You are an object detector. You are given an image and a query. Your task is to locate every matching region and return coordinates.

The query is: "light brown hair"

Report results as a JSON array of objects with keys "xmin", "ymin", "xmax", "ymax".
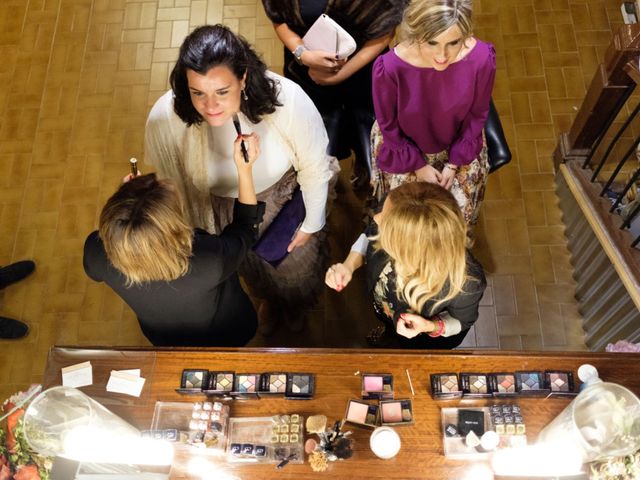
[
  {"xmin": 400, "ymin": 0, "xmax": 473, "ymax": 44},
  {"xmin": 99, "ymin": 174, "xmax": 193, "ymax": 286}
]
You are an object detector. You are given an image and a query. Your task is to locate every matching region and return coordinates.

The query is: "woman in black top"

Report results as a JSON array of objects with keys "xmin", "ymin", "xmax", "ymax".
[
  {"xmin": 325, "ymin": 182, "xmax": 486, "ymax": 349},
  {"xmin": 262, "ymin": 0, "xmax": 406, "ymax": 187},
  {"xmin": 83, "ymin": 135, "xmax": 265, "ymax": 346}
]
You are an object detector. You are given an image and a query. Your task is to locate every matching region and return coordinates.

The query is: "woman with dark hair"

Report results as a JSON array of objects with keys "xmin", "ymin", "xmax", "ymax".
[
  {"xmin": 262, "ymin": 0, "xmax": 406, "ymax": 189},
  {"xmin": 84, "ymin": 135, "xmax": 265, "ymax": 347},
  {"xmin": 145, "ymin": 24, "xmax": 338, "ymax": 334}
]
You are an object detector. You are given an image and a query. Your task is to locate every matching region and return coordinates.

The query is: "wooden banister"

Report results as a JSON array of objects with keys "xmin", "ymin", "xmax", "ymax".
[{"xmin": 555, "ymin": 24, "xmax": 640, "ymax": 165}]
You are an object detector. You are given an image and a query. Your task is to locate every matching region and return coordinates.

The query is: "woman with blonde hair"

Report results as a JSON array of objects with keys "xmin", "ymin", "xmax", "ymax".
[
  {"xmin": 326, "ymin": 182, "xmax": 486, "ymax": 348},
  {"xmin": 83, "ymin": 135, "xmax": 265, "ymax": 347},
  {"xmin": 370, "ymin": 0, "xmax": 495, "ymax": 241}
]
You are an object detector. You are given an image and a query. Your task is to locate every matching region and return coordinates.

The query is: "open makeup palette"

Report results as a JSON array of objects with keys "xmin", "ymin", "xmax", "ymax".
[
  {"xmin": 177, "ymin": 369, "xmax": 315, "ymax": 400},
  {"xmin": 431, "ymin": 370, "xmax": 577, "ymax": 399}
]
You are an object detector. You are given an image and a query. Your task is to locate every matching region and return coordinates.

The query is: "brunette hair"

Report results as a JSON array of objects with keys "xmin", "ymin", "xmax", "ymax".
[
  {"xmin": 400, "ymin": 0, "xmax": 473, "ymax": 44},
  {"xmin": 99, "ymin": 174, "xmax": 193, "ymax": 286},
  {"xmin": 374, "ymin": 182, "xmax": 469, "ymax": 315},
  {"xmin": 170, "ymin": 24, "xmax": 281, "ymax": 126}
]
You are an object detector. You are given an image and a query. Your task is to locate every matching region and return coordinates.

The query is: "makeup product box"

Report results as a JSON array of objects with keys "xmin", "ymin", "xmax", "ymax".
[
  {"xmin": 176, "ymin": 369, "xmax": 209, "ymax": 394},
  {"xmin": 460, "ymin": 373, "xmax": 492, "ymax": 398},
  {"xmin": 232, "ymin": 373, "xmax": 261, "ymax": 398},
  {"xmin": 361, "ymin": 373, "xmax": 394, "ymax": 400},
  {"xmin": 345, "ymin": 399, "xmax": 379, "ymax": 428},
  {"xmin": 514, "ymin": 371, "xmax": 550, "ymax": 396},
  {"xmin": 379, "ymin": 399, "xmax": 414, "ymax": 426},
  {"xmin": 202, "ymin": 371, "xmax": 235, "ymax": 397},
  {"xmin": 441, "ymin": 407, "xmax": 493, "ymax": 459},
  {"xmin": 430, "ymin": 373, "xmax": 463, "ymax": 399},
  {"xmin": 458, "ymin": 409, "xmax": 485, "ymax": 436},
  {"xmin": 488, "ymin": 373, "xmax": 518, "ymax": 397},
  {"xmin": 285, "ymin": 373, "xmax": 315, "ymax": 400},
  {"xmin": 150, "ymin": 401, "xmax": 230, "ymax": 453},
  {"xmin": 227, "ymin": 415, "xmax": 304, "ymax": 464},
  {"xmin": 259, "ymin": 373, "xmax": 288, "ymax": 395},
  {"xmin": 544, "ymin": 370, "xmax": 577, "ymax": 397}
]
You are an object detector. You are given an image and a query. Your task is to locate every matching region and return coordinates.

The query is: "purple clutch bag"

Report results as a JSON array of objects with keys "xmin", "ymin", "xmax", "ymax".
[{"xmin": 253, "ymin": 188, "xmax": 305, "ymax": 267}]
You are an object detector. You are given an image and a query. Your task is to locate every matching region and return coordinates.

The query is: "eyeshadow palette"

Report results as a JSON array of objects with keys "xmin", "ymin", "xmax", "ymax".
[
  {"xmin": 488, "ymin": 373, "xmax": 518, "ymax": 397},
  {"xmin": 233, "ymin": 373, "xmax": 261, "ymax": 398},
  {"xmin": 285, "ymin": 373, "xmax": 315, "ymax": 400},
  {"xmin": 202, "ymin": 371, "xmax": 235, "ymax": 396},
  {"xmin": 176, "ymin": 369, "xmax": 209, "ymax": 394},
  {"xmin": 380, "ymin": 399, "xmax": 414, "ymax": 426},
  {"xmin": 259, "ymin": 373, "xmax": 288, "ymax": 395},
  {"xmin": 514, "ymin": 371, "xmax": 550, "ymax": 396},
  {"xmin": 345, "ymin": 399, "xmax": 379, "ymax": 428},
  {"xmin": 459, "ymin": 373, "xmax": 492, "ymax": 398},
  {"xmin": 544, "ymin": 370, "xmax": 577, "ymax": 397},
  {"xmin": 430, "ymin": 373, "xmax": 463, "ymax": 399},
  {"xmin": 361, "ymin": 373, "xmax": 394, "ymax": 400}
]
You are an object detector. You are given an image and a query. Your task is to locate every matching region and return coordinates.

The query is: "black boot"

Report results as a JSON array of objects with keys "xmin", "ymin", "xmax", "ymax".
[
  {"xmin": 0, "ymin": 317, "xmax": 28, "ymax": 339},
  {"xmin": 0, "ymin": 261, "xmax": 35, "ymax": 290}
]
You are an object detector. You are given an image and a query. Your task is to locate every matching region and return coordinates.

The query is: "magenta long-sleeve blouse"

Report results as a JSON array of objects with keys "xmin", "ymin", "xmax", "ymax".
[{"xmin": 372, "ymin": 39, "xmax": 496, "ymax": 172}]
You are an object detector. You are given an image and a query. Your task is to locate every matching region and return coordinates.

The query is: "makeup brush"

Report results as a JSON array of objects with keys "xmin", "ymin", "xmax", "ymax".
[
  {"xmin": 129, "ymin": 157, "xmax": 138, "ymax": 176},
  {"xmin": 232, "ymin": 114, "xmax": 249, "ymax": 163}
]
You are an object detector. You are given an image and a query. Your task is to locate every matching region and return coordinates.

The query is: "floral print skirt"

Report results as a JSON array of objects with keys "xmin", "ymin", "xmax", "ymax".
[{"xmin": 369, "ymin": 121, "xmax": 489, "ymax": 238}]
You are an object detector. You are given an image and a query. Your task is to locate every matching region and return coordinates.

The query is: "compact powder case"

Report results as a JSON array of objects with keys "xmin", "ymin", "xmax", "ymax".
[
  {"xmin": 232, "ymin": 373, "xmax": 261, "ymax": 398},
  {"xmin": 345, "ymin": 399, "xmax": 379, "ymax": 428},
  {"xmin": 380, "ymin": 399, "xmax": 414, "ymax": 426},
  {"xmin": 202, "ymin": 371, "xmax": 235, "ymax": 396},
  {"xmin": 544, "ymin": 370, "xmax": 577, "ymax": 397},
  {"xmin": 361, "ymin": 373, "xmax": 394, "ymax": 400},
  {"xmin": 430, "ymin": 373, "xmax": 463, "ymax": 399},
  {"xmin": 460, "ymin": 373, "xmax": 492, "ymax": 398},
  {"xmin": 515, "ymin": 371, "xmax": 550, "ymax": 396},
  {"xmin": 488, "ymin": 373, "xmax": 518, "ymax": 397},
  {"xmin": 176, "ymin": 369, "xmax": 209, "ymax": 394},
  {"xmin": 285, "ymin": 373, "xmax": 315, "ymax": 400},
  {"xmin": 259, "ymin": 372, "xmax": 288, "ymax": 395}
]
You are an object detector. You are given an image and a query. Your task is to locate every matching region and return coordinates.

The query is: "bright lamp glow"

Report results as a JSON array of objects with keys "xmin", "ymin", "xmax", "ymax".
[
  {"xmin": 63, "ymin": 426, "xmax": 174, "ymax": 466},
  {"xmin": 187, "ymin": 457, "xmax": 240, "ymax": 480},
  {"xmin": 492, "ymin": 443, "xmax": 584, "ymax": 477}
]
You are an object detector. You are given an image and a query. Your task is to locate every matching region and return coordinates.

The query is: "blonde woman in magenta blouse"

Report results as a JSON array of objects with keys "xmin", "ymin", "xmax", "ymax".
[{"xmin": 371, "ymin": 0, "xmax": 496, "ymax": 241}]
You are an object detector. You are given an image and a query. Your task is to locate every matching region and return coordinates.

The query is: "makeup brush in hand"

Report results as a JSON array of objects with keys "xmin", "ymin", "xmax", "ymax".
[{"xmin": 232, "ymin": 114, "xmax": 249, "ymax": 163}]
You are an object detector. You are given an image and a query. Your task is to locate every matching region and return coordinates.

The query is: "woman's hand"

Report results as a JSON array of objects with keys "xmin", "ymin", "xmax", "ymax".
[
  {"xmin": 233, "ymin": 132, "xmax": 260, "ymax": 168},
  {"xmin": 301, "ymin": 50, "xmax": 344, "ymax": 72},
  {"xmin": 415, "ymin": 164, "xmax": 442, "ymax": 184},
  {"xmin": 439, "ymin": 164, "xmax": 457, "ymax": 190},
  {"xmin": 122, "ymin": 171, "xmax": 142, "ymax": 183},
  {"xmin": 395, "ymin": 313, "xmax": 435, "ymax": 339},
  {"xmin": 287, "ymin": 230, "xmax": 311, "ymax": 253},
  {"xmin": 325, "ymin": 263, "xmax": 353, "ymax": 292},
  {"xmin": 308, "ymin": 66, "xmax": 346, "ymax": 86}
]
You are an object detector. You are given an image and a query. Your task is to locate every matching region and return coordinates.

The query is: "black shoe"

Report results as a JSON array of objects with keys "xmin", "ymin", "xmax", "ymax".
[
  {"xmin": 0, "ymin": 261, "xmax": 35, "ymax": 290},
  {"xmin": 0, "ymin": 316, "xmax": 29, "ymax": 339}
]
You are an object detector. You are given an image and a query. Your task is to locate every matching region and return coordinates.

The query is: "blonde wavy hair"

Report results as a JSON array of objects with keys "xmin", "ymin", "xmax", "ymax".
[
  {"xmin": 374, "ymin": 182, "xmax": 468, "ymax": 315},
  {"xmin": 400, "ymin": 0, "xmax": 473, "ymax": 44},
  {"xmin": 99, "ymin": 174, "xmax": 193, "ymax": 286}
]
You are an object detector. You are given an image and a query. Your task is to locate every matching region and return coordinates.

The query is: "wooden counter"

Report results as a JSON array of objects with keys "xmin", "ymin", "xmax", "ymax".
[{"xmin": 42, "ymin": 347, "xmax": 640, "ymax": 479}]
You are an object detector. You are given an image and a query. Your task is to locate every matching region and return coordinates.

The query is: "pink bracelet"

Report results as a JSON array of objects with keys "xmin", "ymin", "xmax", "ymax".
[{"xmin": 428, "ymin": 317, "xmax": 445, "ymax": 337}]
